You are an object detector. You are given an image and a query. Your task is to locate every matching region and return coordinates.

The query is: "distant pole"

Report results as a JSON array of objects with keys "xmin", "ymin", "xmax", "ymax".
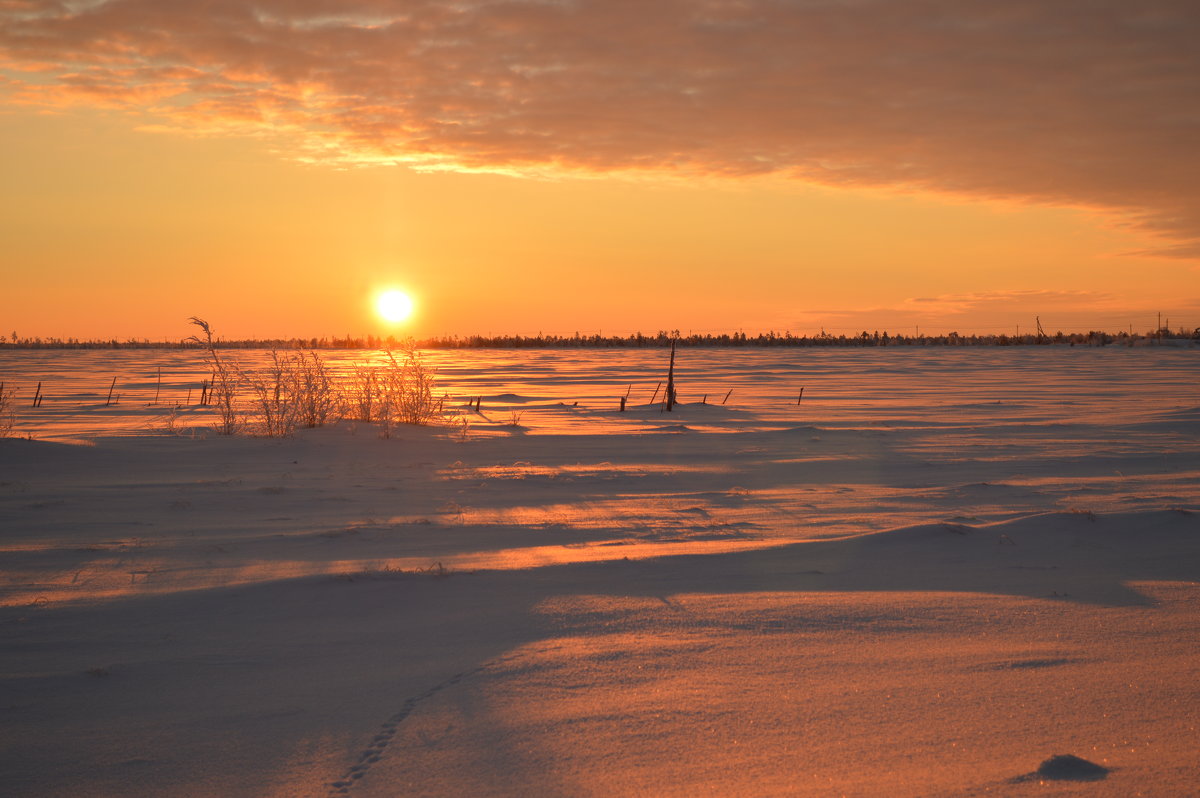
[
  {"xmin": 797, "ymin": 387, "xmax": 805, "ymax": 405},
  {"xmin": 106, "ymin": 377, "xmax": 118, "ymax": 406},
  {"xmin": 153, "ymin": 367, "xmax": 162, "ymax": 405}
]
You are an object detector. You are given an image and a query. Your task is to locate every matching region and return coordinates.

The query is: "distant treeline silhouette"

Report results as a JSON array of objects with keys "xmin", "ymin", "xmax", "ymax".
[{"xmin": 2, "ymin": 327, "xmax": 1197, "ymax": 350}]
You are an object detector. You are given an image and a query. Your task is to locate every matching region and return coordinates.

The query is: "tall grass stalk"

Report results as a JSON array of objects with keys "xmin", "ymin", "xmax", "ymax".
[{"xmin": 187, "ymin": 317, "xmax": 240, "ymax": 435}]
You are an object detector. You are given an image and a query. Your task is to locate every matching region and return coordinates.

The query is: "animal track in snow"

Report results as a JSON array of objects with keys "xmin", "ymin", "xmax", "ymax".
[{"xmin": 326, "ymin": 661, "xmax": 504, "ymax": 796}]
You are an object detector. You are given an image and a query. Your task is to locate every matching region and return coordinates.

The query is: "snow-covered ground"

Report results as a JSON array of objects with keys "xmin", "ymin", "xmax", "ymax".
[{"xmin": 1, "ymin": 348, "xmax": 1197, "ymax": 796}]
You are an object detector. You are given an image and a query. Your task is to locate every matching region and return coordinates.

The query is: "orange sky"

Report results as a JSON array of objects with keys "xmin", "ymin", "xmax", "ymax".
[{"xmin": 2, "ymin": 1, "xmax": 1197, "ymax": 340}]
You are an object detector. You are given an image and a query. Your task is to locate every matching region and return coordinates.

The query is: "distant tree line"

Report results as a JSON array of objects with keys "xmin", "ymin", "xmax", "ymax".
[{"xmin": 2, "ymin": 326, "xmax": 1197, "ymax": 350}]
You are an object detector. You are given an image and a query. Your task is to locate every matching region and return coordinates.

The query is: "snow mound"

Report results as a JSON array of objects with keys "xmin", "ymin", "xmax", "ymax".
[{"xmin": 1035, "ymin": 754, "xmax": 1110, "ymax": 781}]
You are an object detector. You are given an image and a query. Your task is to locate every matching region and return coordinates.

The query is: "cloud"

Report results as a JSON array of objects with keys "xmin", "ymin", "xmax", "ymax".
[
  {"xmin": 902, "ymin": 289, "xmax": 1117, "ymax": 314},
  {"xmin": 3, "ymin": 0, "xmax": 1199, "ymax": 254},
  {"xmin": 787, "ymin": 289, "xmax": 1200, "ymax": 334}
]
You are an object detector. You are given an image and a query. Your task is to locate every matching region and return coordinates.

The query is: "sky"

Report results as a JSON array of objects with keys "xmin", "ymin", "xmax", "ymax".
[{"xmin": 2, "ymin": 0, "xmax": 1198, "ymax": 340}]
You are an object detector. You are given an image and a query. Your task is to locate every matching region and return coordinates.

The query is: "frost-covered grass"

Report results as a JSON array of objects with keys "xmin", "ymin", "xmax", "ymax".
[{"xmin": 183, "ymin": 318, "xmax": 450, "ymax": 438}]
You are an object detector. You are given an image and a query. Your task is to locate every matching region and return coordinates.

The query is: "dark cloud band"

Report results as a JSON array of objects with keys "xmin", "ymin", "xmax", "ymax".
[{"xmin": 3, "ymin": 0, "xmax": 1198, "ymax": 255}]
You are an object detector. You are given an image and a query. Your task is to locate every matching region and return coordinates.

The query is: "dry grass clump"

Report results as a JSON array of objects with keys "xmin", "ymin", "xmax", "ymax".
[
  {"xmin": 290, "ymin": 350, "xmax": 338, "ymax": 429},
  {"xmin": 342, "ymin": 346, "xmax": 446, "ymax": 436},
  {"xmin": 0, "ymin": 382, "xmax": 16, "ymax": 437},
  {"xmin": 335, "ymin": 561, "xmax": 464, "ymax": 582},
  {"xmin": 377, "ymin": 348, "xmax": 445, "ymax": 437},
  {"xmin": 188, "ymin": 319, "xmax": 449, "ymax": 438},
  {"xmin": 244, "ymin": 350, "xmax": 340, "ymax": 436},
  {"xmin": 244, "ymin": 350, "xmax": 294, "ymax": 438},
  {"xmin": 346, "ymin": 363, "xmax": 381, "ymax": 423}
]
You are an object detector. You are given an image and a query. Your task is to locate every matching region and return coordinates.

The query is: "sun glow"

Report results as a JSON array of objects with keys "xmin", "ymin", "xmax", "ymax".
[{"xmin": 376, "ymin": 289, "xmax": 415, "ymax": 323}]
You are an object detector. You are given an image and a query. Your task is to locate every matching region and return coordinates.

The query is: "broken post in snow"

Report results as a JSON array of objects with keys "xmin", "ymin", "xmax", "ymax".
[
  {"xmin": 797, "ymin": 387, "xmax": 805, "ymax": 405},
  {"xmin": 665, "ymin": 339, "xmax": 677, "ymax": 412},
  {"xmin": 106, "ymin": 377, "xmax": 118, "ymax": 407}
]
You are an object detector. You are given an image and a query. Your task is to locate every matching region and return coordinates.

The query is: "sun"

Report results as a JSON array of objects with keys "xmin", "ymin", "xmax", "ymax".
[{"xmin": 375, "ymin": 289, "xmax": 415, "ymax": 323}]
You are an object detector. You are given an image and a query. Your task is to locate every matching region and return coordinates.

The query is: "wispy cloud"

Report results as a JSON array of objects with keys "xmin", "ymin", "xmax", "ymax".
[
  {"xmin": 903, "ymin": 290, "xmax": 1118, "ymax": 314},
  {"xmin": 3, "ymin": 1, "xmax": 1199, "ymax": 254},
  {"xmin": 788, "ymin": 290, "xmax": 1200, "ymax": 334}
]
